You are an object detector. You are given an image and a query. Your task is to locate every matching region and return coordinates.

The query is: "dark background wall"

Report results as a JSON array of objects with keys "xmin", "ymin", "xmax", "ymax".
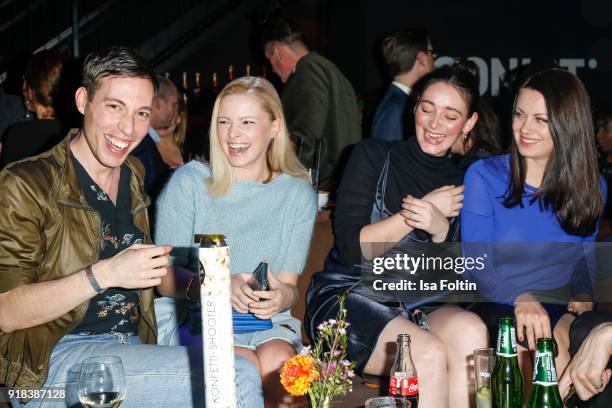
[{"xmin": 2, "ymin": 0, "xmax": 611, "ymax": 113}]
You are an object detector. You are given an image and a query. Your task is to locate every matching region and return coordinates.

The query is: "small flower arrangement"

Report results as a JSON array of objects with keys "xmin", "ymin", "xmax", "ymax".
[{"xmin": 280, "ymin": 294, "xmax": 355, "ymax": 407}]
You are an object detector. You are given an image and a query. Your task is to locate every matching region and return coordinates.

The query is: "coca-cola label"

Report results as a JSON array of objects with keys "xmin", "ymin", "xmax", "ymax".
[
  {"xmin": 389, "ymin": 375, "xmax": 401, "ymax": 395},
  {"xmin": 401, "ymin": 377, "xmax": 419, "ymax": 396}
]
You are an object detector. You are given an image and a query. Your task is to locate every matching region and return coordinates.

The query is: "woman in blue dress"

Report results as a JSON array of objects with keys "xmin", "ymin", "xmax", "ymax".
[{"xmin": 462, "ymin": 68, "xmax": 606, "ymax": 384}]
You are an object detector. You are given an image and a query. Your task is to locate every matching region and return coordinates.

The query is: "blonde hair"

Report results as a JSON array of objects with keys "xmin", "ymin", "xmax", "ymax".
[{"xmin": 207, "ymin": 76, "xmax": 309, "ymax": 197}]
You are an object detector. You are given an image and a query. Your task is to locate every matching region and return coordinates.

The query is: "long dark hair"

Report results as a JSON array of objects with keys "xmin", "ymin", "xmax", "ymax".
[{"xmin": 504, "ymin": 68, "xmax": 603, "ymax": 236}]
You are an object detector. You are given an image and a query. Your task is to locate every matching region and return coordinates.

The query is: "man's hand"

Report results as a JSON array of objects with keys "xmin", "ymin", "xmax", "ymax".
[
  {"xmin": 514, "ymin": 292, "xmax": 552, "ymax": 351},
  {"xmin": 422, "ymin": 185, "xmax": 464, "ymax": 217},
  {"xmin": 248, "ymin": 268, "xmax": 298, "ymax": 320},
  {"xmin": 95, "ymin": 244, "xmax": 171, "ymax": 289},
  {"xmin": 400, "ymin": 195, "xmax": 450, "ymax": 242},
  {"xmin": 559, "ymin": 323, "xmax": 612, "ymax": 401}
]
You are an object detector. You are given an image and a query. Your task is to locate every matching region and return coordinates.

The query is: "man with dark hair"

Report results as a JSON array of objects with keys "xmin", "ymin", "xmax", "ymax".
[
  {"xmin": 0, "ymin": 46, "xmax": 262, "ymax": 407},
  {"xmin": 371, "ymin": 28, "xmax": 434, "ymax": 141},
  {"xmin": 262, "ymin": 18, "xmax": 361, "ymax": 191}
]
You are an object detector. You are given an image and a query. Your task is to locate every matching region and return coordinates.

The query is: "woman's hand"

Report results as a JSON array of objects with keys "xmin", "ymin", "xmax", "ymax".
[
  {"xmin": 514, "ymin": 292, "xmax": 552, "ymax": 351},
  {"xmin": 230, "ymin": 272, "xmax": 258, "ymax": 313},
  {"xmin": 422, "ymin": 185, "xmax": 464, "ymax": 217},
  {"xmin": 248, "ymin": 269, "xmax": 298, "ymax": 320},
  {"xmin": 400, "ymin": 195, "xmax": 450, "ymax": 242},
  {"xmin": 568, "ymin": 294, "xmax": 593, "ymax": 316}
]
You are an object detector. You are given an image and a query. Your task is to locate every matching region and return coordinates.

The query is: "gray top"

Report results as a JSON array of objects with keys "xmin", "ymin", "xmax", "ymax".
[{"xmin": 155, "ymin": 160, "xmax": 317, "ymax": 277}]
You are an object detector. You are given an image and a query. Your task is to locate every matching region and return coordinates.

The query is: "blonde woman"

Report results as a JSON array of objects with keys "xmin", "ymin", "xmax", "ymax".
[{"xmin": 155, "ymin": 76, "xmax": 317, "ymax": 406}]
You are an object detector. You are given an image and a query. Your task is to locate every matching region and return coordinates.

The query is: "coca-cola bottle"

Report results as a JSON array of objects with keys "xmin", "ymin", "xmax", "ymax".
[{"xmin": 389, "ymin": 334, "xmax": 419, "ymax": 406}]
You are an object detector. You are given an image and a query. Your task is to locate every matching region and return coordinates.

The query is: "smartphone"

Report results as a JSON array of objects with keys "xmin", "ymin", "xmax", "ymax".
[{"xmin": 247, "ymin": 261, "xmax": 269, "ymax": 291}]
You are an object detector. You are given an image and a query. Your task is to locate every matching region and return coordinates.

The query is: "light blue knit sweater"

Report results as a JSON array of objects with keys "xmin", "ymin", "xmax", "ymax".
[{"xmin": 154, "ymin": 161, "xmax": 317, "ymax": 277}]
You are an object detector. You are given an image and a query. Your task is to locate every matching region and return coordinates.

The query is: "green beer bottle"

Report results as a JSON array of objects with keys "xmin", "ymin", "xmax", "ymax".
[
  {"xmin": 527, "ymin": 338, "xmax": 563, "ymax": 408},
  {"xmin": 492, "ymin": 317, "xmax": 523, "ymax": 407}
]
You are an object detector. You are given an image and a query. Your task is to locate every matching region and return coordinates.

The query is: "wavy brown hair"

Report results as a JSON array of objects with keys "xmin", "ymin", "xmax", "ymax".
[{"xmin": 504, "ymin": 68, "xmax": 603, "ymax": 236}]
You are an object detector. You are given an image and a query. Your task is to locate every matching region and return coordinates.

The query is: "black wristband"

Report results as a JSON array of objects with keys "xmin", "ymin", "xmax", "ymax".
[{"xmin": 85, "ymin": 265, "xmax": 105, "ymax": 294}]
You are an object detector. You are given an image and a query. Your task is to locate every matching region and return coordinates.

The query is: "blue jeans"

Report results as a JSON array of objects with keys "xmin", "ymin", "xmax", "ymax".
[{"xmin": 13, "ymin": 332, "xmax": 263, "ymax": 408}]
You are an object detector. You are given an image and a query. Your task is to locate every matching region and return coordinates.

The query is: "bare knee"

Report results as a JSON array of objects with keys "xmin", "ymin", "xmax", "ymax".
[
  {"xmin": 433, "ymin": 309, "xmax": 488, "ymax": 355},
  {"xmin": 235, "ymin": 347, "xmax": 260, "ymax": 372},
  {"xmin": 456, "ymin": 312, "xmax": 488, "ymax": 348},
  {"xmin": 414, "ymin": 333, "xmax": 448, "ymax": 375},
  {"xmin": 553, "ymin": 315, "xmax": 573, "ymax": 346},
  {"xmin": 255, "ymin": 340, "xmax": 296, "ymax": 375}
]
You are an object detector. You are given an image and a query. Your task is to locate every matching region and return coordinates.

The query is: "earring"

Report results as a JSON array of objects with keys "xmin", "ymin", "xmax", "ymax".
[{"xmin": 24, "ymin": 99, "xmax": 33, "ymax": 119}]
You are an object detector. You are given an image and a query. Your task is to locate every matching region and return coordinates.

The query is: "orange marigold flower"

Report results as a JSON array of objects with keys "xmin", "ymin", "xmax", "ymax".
[{"xmin": 280, "ymin": 355, "xmax": 319, "ymax": 396}]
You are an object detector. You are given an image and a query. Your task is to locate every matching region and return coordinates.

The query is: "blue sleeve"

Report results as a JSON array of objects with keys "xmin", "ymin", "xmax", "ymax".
[
  {"xmin": 571, "ymin": 177, "xmax": 608, "ymax": 300},
  {"xmin": 461, "ymin": 162, "xmax": 521, "ymax": 304},
  {"xmin": 569, "ymin": 244, "xmax": 595, "ymax": 300}
]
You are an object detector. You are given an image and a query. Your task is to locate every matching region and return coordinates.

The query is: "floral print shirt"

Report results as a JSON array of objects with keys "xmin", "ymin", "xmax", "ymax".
[{"xmin": 70, "ymin": 154, "xmax": 142, "ymax": 335}]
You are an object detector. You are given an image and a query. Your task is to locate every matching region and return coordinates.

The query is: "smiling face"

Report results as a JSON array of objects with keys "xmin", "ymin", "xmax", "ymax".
[
  {"xmin": 414, "ymin": 81, "xmax": 478, "ymax": 156},
  {"xmin": 216, "ymin": 93, "xmax": 280, "ymax": 181},
  {"xmin": 75, "ymin": 75, "xmax": 154, "ymax": 171},
  {"xmin": 512, "ymin": 87, "xmax": 554, "ymax": 166}
]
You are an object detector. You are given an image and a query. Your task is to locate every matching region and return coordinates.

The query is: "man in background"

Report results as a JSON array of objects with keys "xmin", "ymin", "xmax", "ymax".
[
  {"xmin": 262, "ymin": 17, "xmax": 361, "ymax": 192},
  {"xmin": 131, "ymin": 74, "xmax": 179, "ymax": 198},
  {"xmin": 371, "ymin": 28, "xmax": 434, "ymax": 141}
]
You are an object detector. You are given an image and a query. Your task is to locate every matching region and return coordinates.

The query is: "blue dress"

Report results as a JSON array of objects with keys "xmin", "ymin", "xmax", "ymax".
[{"xmin": 461, "ymin": 154, "xmax": 607, "ymax": 326}]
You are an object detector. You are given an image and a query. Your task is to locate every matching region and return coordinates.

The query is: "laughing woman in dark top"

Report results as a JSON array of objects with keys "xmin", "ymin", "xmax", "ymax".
[{"xmin": 305, "ymin": 64, "xmax": 488, "ymax": 408}]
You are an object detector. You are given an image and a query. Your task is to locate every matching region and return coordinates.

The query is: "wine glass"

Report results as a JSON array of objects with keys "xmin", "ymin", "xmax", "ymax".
[{"xmin": 78, "ymin": 355, "xmax": 126, "ymax": 408}]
